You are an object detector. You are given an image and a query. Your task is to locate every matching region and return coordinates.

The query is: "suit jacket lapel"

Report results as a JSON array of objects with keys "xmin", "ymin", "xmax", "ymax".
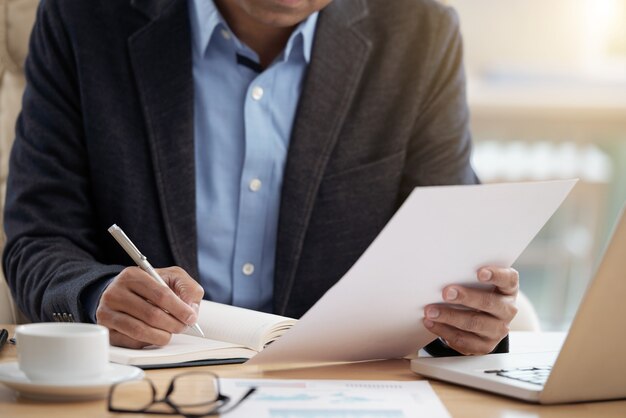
[
  {"xmin": 128, "ymin": 0, "xmax": 199, "ymax": 279},
  {"xmin": 274, "ymin": 0, "xmax": 372, "ymax": 314}
]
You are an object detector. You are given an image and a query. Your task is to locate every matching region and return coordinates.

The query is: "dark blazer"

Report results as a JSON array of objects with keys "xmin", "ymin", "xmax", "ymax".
[{"xmin": 4, "ymin": 0, "xmax": 478, "ymax": 325}]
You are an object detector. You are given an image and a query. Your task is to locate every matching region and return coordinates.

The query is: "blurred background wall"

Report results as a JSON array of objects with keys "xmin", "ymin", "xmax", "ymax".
[{"xmin": 447, "ymin": 0, "xmax": 626, "ymax": 330}]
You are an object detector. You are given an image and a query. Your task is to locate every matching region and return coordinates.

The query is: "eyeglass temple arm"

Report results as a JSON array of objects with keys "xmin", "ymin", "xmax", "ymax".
[{"xmin": 218, "ymin": 387, "xmax": 257, "ymax": 414}]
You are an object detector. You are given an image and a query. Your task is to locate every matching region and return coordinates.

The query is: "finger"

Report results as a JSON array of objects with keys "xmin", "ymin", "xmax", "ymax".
[
  {"xmin": 96, "ymin": 305, "xmax": 172, "ymax": 347},
  {"xmin": 108, "ymin": 329, "xmax": 150, "ymax": 349},
  {"xmin": 441, "ymin": 285, "xmax": 518, "ymax": 320},
  {"xmin": 124, "ymin": 269, "xmax": 198, "ymax": 326},
  {"xmin": 158, "ymin": 266, "xmax": 204, "ymax": 305},
  {"xmin": 424, "ymin": 304, "xmax": 509, "ymax": 340},
  {"xmin": 103, "ymin": 289, "xmax": 188, "ymax": 334},
  {"xmin": 423, "ymin": 319, "xmax": 498, "ymax": 355},
  {"xmin": 477, "ymin": 267, "xmax": 519, "ymax": 296}
]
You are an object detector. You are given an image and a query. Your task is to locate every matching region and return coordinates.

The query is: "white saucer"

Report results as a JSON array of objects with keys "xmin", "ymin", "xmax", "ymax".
[{"xmin": 0, "ymin": 362, "xmax": 144, "ymax": 402}]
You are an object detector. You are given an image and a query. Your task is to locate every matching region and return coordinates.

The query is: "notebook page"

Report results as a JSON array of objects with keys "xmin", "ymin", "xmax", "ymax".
[
  {"xmin": 109, "ymin": 334, "xmax": 254, "ymax": 365},
  {"xmin": 197, "ymin": 300, "xmax": 296, "ymax": 351}
]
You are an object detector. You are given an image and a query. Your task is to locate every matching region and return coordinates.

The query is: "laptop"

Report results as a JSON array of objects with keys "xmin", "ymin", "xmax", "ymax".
[{"xmin": 411, "ymin": 208, "xmax": 626, "ymax": 404}]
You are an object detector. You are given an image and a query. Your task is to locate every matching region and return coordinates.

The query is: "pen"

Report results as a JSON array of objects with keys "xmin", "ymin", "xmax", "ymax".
[
  {"xmin": 0, "ymin": 329, "xmax": 8, "ymax": 352},
  {"xmin": 108, "ymin": 224, "xmax": 205, "ymax": 338}
]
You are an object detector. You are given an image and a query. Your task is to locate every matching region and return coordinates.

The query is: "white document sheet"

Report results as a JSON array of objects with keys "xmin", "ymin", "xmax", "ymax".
[
  {"xmin": 221, "ymin": 379, "xmax": 450, "ymax": 418},
  {"xmin": 250, "ymin": 180, "xmax": 577, "ymax": 365}
]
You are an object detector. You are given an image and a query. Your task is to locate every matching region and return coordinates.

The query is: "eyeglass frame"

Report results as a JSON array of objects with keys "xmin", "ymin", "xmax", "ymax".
[{"xmin": 107, "ymin": 370, "xmax": 257, "ymax": 418}]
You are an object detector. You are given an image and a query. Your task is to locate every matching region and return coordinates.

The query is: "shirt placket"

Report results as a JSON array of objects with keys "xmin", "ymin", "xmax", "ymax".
[{"xmin": 231, "ymin": 70, "xmax": 275, "ymax": 307}]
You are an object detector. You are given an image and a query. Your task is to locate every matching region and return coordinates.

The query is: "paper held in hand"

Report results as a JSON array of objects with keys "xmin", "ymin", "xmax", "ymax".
[{"xmin": 249, "ymin": 179, "xmax": 577, "ymax": 365}]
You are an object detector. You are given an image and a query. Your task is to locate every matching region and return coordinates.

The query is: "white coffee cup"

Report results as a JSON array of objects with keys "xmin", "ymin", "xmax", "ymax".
[{"xmin": 15, "ymin": 323, "xmax": 109, "ymax": 383}]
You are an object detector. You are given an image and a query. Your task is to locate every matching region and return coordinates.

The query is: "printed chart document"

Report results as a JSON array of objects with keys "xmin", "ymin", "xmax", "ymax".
[
  {"xmin": 250, "ymin": 180, "xmax": 577, "ymax": 365},
  {"xmin": 109, "ymin": 300, "xmax": 295, "ymax": 367},
  {"xmin": 220, "ymin": 379, "xmax": 450, "ymax": 418}
]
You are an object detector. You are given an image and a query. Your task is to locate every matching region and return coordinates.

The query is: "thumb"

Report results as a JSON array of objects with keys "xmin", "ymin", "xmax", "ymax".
[
  {"xmin": 171, "ymin": 277, "xmax": 204, "ymax": 306},
  {"xmin": 157, "ymin": 266, "xmax": 204, "ymax": 311}
]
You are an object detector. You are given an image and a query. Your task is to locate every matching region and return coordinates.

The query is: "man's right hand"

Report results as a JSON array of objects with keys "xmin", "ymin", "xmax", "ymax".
[{"xmin": 96, "ymin": 266, "xmax": 204, "ymax": 349}]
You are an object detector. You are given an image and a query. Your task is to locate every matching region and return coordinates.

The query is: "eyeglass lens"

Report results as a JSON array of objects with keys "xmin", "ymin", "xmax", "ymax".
[
  {"xmin": 110, "ymin": 379, "xmax": 155, "ymax": 411},
  {"xmin": 169, "ymin": 373, "xmax": 221, "ymax": 409}
]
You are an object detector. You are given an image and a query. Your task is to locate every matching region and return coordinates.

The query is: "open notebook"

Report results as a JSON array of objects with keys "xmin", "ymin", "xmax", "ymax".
[{"xmin": 109, "ymin": 300, "xmax": 296, "ymax": 369}]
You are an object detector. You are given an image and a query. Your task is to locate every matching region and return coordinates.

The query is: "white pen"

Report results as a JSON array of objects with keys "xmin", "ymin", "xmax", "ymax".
[{"xmin": 108, "ymin": 224, "xmax": 205, "ymax": 338}]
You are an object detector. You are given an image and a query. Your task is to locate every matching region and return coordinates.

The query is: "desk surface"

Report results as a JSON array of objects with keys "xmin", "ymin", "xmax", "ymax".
[{"xmin": 1, "ymin": 326, "xmax": 624, "ymax": 418}]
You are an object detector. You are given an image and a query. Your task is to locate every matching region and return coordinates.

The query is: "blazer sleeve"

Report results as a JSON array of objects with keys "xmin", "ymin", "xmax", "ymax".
[
  {"xmin": 400, "ymin": 6, "xmax": 508, "ymax": 356},
  {"xmin": 398, "ymin": 5, "xmax": 479, "ymax": 205},
  {"xmin": 2, "ymin": 1, "xmax": 124, "ymax": 322}
]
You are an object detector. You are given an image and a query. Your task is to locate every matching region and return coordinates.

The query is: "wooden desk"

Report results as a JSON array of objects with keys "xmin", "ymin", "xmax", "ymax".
[{"xmin": 1, "ymin": 325, "xmax": 624, "ymax": 417}]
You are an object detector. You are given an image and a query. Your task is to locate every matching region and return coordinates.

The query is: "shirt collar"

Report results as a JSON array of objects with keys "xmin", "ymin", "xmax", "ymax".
[
  {"xmin": 189, "ymin": 0, "xmax": 222, "ymax": 55},
  {"xmin": 284, "ymin": 9, "xmax": 318, "ymax": 63},
  {"xmin": 190, "ymin": 0, "xmax": 318, "ymax": 64}
]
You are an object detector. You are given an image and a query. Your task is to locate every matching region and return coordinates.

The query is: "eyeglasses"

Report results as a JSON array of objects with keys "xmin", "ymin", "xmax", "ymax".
[{"xmin": 108, "ymin": 371, "xmax": 256, "ymax": 418}]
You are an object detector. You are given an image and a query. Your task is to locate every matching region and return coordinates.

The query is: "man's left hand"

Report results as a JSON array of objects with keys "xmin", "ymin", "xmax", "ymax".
[{"xmin": 423, "ymin": 267, "xmax": 519, "ymax": 355}]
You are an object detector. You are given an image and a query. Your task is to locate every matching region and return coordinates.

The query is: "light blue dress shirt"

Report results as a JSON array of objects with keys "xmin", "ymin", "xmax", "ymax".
[{"xmin": 188, "ymin": 1, "xmax": 319, "ymax": 312}]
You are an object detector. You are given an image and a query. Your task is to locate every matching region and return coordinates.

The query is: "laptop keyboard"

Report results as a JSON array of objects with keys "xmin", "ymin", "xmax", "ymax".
[{"xmin": 484, "ymin": 365, "xmax": 552, "ymax": 386}]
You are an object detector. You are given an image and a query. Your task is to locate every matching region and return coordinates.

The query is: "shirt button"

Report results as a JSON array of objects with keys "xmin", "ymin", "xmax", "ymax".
[
  {"xmin": 242, "ymin": 263, "xmax": 255, "ymax": 276},
  {"xmin": 251, "ymin": 86, "xmax": 264, "ymax": 101},
  {"xmin": 221, "ymin": 29, "xmax": 231, "ymax": 40},
  {"xmin": 249, "ymin": 178, "xmax": 262, "ymax": 192}
]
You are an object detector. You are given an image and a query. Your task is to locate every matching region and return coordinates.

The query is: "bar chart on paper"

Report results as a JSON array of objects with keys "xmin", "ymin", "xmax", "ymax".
[
  {"xmin": 260, "ymin": 391, "xmax": 404, "ymax": 418},
  {"xmin": 268, "ymin": 410, "xmax": 404, "ymax": 418},
  {"xmin": 220, "ymin": 379, "xmax": 451, "ymax": 418}
]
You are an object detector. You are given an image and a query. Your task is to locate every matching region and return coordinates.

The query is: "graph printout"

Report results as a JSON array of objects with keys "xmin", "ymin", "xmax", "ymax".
[{"xmin": 220, "ymin": 378, "xmax": 451, "ymax": 418}]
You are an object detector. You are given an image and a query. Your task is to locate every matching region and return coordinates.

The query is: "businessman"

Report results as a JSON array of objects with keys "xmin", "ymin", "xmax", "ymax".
[{"xmin": 3, "ymin": 0, "xmax": 518, "ymax": 355}]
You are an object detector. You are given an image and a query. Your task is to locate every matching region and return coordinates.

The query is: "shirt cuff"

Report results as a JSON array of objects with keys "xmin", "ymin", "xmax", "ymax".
[{"xmin": 423, "ymin": 335, "xmax": 510, "ymax": 357}]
